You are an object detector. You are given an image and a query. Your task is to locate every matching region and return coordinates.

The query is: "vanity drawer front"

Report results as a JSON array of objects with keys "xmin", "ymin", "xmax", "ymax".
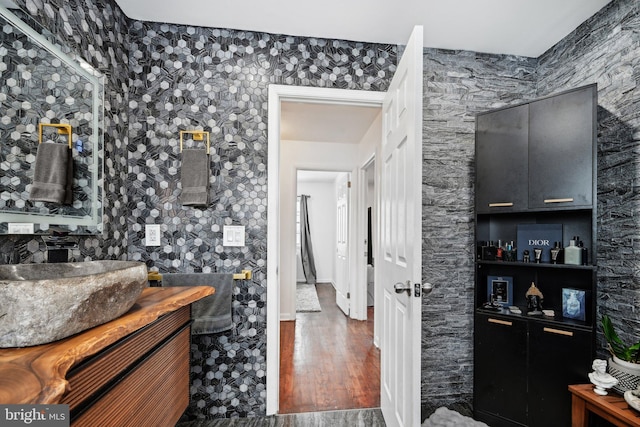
[
  {"xmin": 72, "ymin": 326, "xmax": 190, "ymax": 427},
  {"xmin": 61, "ymin": 305, "xmax": 190, "ymax": 410}
]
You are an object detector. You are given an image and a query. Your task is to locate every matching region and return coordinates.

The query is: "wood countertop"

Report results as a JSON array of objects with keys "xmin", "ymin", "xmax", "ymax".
[
  {"xmin": 0, "ymin": 286, "xmax": 214, "ymax": 405},
  {"xmin": 569, "ymin": 384, "xmax": 640, "ymax": 426}
]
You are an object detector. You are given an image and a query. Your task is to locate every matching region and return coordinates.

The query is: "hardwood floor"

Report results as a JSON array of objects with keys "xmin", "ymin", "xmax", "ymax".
[{"xmin": 279, "ymin": 283, "xmax": 380, "ymax": 414}]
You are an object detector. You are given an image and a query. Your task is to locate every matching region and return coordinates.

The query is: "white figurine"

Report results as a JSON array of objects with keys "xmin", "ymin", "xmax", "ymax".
[{"xmin": 589, "ymin": 359, "xmax": 618, "ymax": 395}]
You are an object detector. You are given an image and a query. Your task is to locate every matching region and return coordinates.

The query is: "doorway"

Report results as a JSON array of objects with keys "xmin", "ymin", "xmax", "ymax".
[{"xmin": 266, "ymin": 85, "xmax": 385, "ymax": 414}]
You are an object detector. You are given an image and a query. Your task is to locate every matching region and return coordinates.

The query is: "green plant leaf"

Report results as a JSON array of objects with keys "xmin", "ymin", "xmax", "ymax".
[{"xmin": 602, "ymin": 314, "xmax": 640, "ymax": 363}]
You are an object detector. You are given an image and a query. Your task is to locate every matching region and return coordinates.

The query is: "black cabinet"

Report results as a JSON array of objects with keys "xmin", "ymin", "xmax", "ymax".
[
  {"xmin": 473, "ymin": 84, "xmax": 597, "ymax": 427},
  {"xmin": 475, "ymin": 84, "xmax": 596, "ymax": 213},
  {"xmin": 474, "ymin": 313, "xmax": 528, "ymax": 426},
  {"xmin": 476, "ymin": 104, "xmax": 529, "ymax": 213},
  {"xmin": 528, "ymin": 322, "xmax": 593, "ymax": 427},
  {"xmin": 528, "ymin": 87, "xmax": 596, "ymax": 209}
]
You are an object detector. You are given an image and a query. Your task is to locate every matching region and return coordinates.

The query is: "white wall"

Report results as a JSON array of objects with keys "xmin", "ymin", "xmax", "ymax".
[
  {"xmin": 297, "ymin": 179, "xmax": 337, "ymax": 283},
  {"xmin": 279, "ymin": 139, "xmax": 359, "ymax": 320}
]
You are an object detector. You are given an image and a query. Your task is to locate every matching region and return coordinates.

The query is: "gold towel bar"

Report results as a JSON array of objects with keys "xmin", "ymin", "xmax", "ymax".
[
  {"xmin": 180, "ymin": 130, "xmax": 210, "ymax": 154},
  {"xmin": 147, "ymin": 270, "xmax": 252, "ymax": 282},
  {"xmin": 233, "ymin": 270, "xmax": 252, "ymax": 280},
  {"xmin": 39, "ymin": 123, "xmax": 72, "ymax": 149}
]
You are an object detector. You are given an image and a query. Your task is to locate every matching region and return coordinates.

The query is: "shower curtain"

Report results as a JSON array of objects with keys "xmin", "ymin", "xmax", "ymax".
[{"xmin": 299, "ymin": 194, "xmax": 317, "ymax": 284}]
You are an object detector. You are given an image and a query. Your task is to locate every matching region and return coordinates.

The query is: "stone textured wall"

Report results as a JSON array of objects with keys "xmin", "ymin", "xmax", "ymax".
[
  {"xmin": 1, "ymin": 0, "xmax": 131, "ymax": 262},
  {"xmin": 420, "ymin": 49, "xmax": 537, "ymax": 407},
  {"xmin": 126, "ymin": 20, "xmax": 397, "ymax": 418},
  {"xmin": 537, "ymin": 0, "xmax": 640, "ymax": 355}
]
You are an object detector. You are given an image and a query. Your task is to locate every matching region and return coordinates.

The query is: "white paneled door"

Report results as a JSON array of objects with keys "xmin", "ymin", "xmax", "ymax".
[
  {"xmin": 335, "ymin": 172, "xmax": 350, "ymax": 315},
  {"xmin": 380, "ymin": 26, "xmax": 424, "ymax": 427}
]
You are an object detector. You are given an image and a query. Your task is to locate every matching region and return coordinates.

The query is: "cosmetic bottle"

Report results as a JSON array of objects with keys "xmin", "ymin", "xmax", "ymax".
[
  {"xmin": 533, "ymin": 247, "xmax": 543, "ymax": 263},
  {"xmin": 564, "ymin": 236, "xmax": 582, "ymax": 265},
  {"xmin": 550, "ymin": 241, "xmax": 562, "ymax": 264},
  {"xmin": 579, "ymin": 240, "xmax": 588, "ymax": 266}
]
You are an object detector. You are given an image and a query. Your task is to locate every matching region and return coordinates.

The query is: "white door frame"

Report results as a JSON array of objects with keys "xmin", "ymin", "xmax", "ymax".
[
  {"xmin": 267, "ymin": 84, "xmax": 385, "ymax": 415},
  {"xmin": 358, "ymin": 154, "xmax": 379, "ymax": 345}
]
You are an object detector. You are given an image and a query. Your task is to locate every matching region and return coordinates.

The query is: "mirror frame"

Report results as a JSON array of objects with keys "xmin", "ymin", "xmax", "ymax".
[{"xmin": 0, "ymin": 3, "xmax": 104, "ymax": 234}]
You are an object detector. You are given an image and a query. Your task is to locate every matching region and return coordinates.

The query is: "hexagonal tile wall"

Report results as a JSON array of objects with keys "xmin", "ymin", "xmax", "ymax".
[{"xmin": 127, "ymin": 20, "xmax": 397, "ymax": 419}]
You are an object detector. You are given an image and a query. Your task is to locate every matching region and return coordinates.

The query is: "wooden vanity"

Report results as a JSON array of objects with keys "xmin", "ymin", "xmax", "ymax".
[{"xmin": 0, "ymin": 286, "xmax": 214, "ymax": 426}]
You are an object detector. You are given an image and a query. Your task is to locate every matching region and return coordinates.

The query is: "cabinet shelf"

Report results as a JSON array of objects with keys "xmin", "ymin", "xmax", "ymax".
[
  {"xmin": 476, "ymin": 260, "xmax": 596, "ymax": 270},
  {"xmin": 475, "ymin": 307, "xmax": 593, "ymax": 331}
]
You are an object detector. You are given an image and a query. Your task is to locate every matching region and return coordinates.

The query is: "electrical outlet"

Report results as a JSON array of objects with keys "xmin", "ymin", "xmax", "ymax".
[
  {"xmin": 145, "ymin": 224, "xmax": 161, "ymax": 246},
  {"xmin": 223, "ymin": 225, "xmax": 245, "ymax": 247},
  {"xmin": 8, "ymin": 223, "xmax": 34, "ymax": 234}
]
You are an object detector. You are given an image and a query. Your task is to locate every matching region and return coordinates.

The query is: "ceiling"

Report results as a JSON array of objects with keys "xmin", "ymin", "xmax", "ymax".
[
  {"xmin": 115, "ymin": 0, "xmax": 611, "ymax": 58},
  {"xmin": 280, "ymin": 102, "xmax": 380, "ymax": 144},
  {"xmin": 113, "ymin": 0, "xmax": 613, "ymax": 144}
]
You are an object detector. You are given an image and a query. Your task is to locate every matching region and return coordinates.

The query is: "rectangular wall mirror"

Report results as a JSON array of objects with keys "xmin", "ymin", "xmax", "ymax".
[{"xmin": 0, "ymin": 1, "xmax": 104, "ymax": 234}]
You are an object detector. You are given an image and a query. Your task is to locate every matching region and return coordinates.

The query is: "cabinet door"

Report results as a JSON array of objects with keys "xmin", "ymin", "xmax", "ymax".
[
  {"xmin": 528, "ymin": 323, "xmax": 593, "ymax": 427},
  {"xmin": 528, "ymin": 86, "xmax": 596, "ymax": 209},
  {"xmin": 474, "ymin": 313, "xmax": 528, "ymax": 425},
  {"xmin": 476, "ymin": 104, "xmax": 529, "ymax": 213}
]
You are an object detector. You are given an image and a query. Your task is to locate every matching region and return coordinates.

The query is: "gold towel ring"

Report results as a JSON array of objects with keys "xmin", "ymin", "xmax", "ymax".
[
  {"xmin": 180, "ymin": 130, "xmax": 210, "ymax": 155},
  {"xmin": 39, "ymin": 123, "xmax": 72, "ymax": 149}
]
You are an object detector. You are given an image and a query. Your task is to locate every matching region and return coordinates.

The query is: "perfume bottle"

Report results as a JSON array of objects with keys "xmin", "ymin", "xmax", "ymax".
[
  {"xmin": 550, "ymin": 241, "xmax": 562, "ymax": 264},
  {"xmin": 579, "ymin": 240, "xmax": 588, "ymax": 266},
  {"xmin": 564, "ymin": 236, "xmax": 582, "ymax": 265}
]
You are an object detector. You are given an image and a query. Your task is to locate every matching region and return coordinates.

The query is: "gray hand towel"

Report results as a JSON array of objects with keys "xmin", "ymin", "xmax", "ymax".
[
  {"xmin": 180, "ymin": 148, "xmax": 209, "ymax": 206},
  {"xmin": 29, "ymin": 142, "xmax": 74, "ymax": 204},
  {"xmin": 162, "ymin": 273, "xmax": 233, "ymax": 334}
]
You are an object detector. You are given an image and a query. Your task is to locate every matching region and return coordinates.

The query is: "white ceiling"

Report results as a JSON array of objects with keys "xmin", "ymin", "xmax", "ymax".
[
  {"xmin": 113, "ymin": 0, "xmax": 613, "ymax": 144},
  {"xmin": 297, "ymin": 170, "xmax": 342, "ymax": 183},
  {"xmin": 115, "ymin": 0, "xmax": 612, "ymax": 58},
  {"xmin": 281, "ymin": 102, "xmax": 380, "ymax": 144}
]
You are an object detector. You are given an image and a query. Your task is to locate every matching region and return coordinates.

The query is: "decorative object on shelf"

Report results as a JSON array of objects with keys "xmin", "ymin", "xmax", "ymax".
[
  {"xmin": 525, "ymin": 282, "xmax": 543, "ymax": 316},
  {"xmin": 562, "ymin": 288, "xmax": 586, "ymax": 321},
  {"xmin": 486, "ymin": 276, "xmax": 513, "ymax": 307},
  {"xmin": 542, "ymin": 309, "xmax": 554, "ymax": 317},
  {"xmin": 602, "ymin": 314, "xmax": 640, "ymax": 394},
  {"xmin": 516, "ymin": 223, "xmax": 563, "ymax": 263},
  {"xmin": 623, "ymin": 387, "xmax": 640, "ymax": 413},
  {"xmin": 589, "ymin": 359, "xmax": 618, "ymax": 395},
  {"xmin": 508, "ymin": 306, "xmax": 522, "ymax": 314}
]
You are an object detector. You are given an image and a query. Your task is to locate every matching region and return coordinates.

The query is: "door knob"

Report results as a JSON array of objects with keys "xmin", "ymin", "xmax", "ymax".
[
  {"xmin": 394, "ymin": 281, "xmax": 411, "ymax": 296},
  {"xmin": 395, "ymin": 281, "xmax": 434, "ymax": 297}
]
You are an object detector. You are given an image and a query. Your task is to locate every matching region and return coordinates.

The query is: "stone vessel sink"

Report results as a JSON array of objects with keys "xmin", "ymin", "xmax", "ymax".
[{"xmin": 0, "ymin": 261, "xmax": 148, "ymax": 348}]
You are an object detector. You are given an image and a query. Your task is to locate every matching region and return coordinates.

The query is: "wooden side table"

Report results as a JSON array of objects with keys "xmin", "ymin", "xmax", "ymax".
[{"xmin": 569, "ymin": 384, "xmax": 640, "ymax": 427}]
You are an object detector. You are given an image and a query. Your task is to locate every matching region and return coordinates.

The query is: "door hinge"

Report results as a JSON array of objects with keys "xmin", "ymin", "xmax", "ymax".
[
  {"xmin": 347, "ymin": 292, "xmax": 351, "ymax": 299},
  {"xmin": 347, "ymin": 181, "xmax": 351, "ymax": 188}
]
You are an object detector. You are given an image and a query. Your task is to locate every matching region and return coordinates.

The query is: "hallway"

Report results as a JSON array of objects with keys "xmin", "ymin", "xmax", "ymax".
[{"xmin": 279, "ymin": 283, "xmax": 380, "ymax": 414}]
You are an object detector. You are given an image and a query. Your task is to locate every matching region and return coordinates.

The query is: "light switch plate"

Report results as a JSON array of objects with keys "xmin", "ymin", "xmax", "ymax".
[
  {"xmin": 223, "ymin": 225, "xmax": 245, "ymax": 247},
  {"xmin": 145, "ymin": 224, "xmax": 161, "ymax": 246},
  {"xmin": 8, "ymin": 223, "xmax": 34, "ymax": 234}
]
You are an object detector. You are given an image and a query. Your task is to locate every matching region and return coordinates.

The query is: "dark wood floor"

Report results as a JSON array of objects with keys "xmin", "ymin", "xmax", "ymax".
[{"xmin": 279, "ymin": 283, "xmax": 380, "ymax": 414}]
